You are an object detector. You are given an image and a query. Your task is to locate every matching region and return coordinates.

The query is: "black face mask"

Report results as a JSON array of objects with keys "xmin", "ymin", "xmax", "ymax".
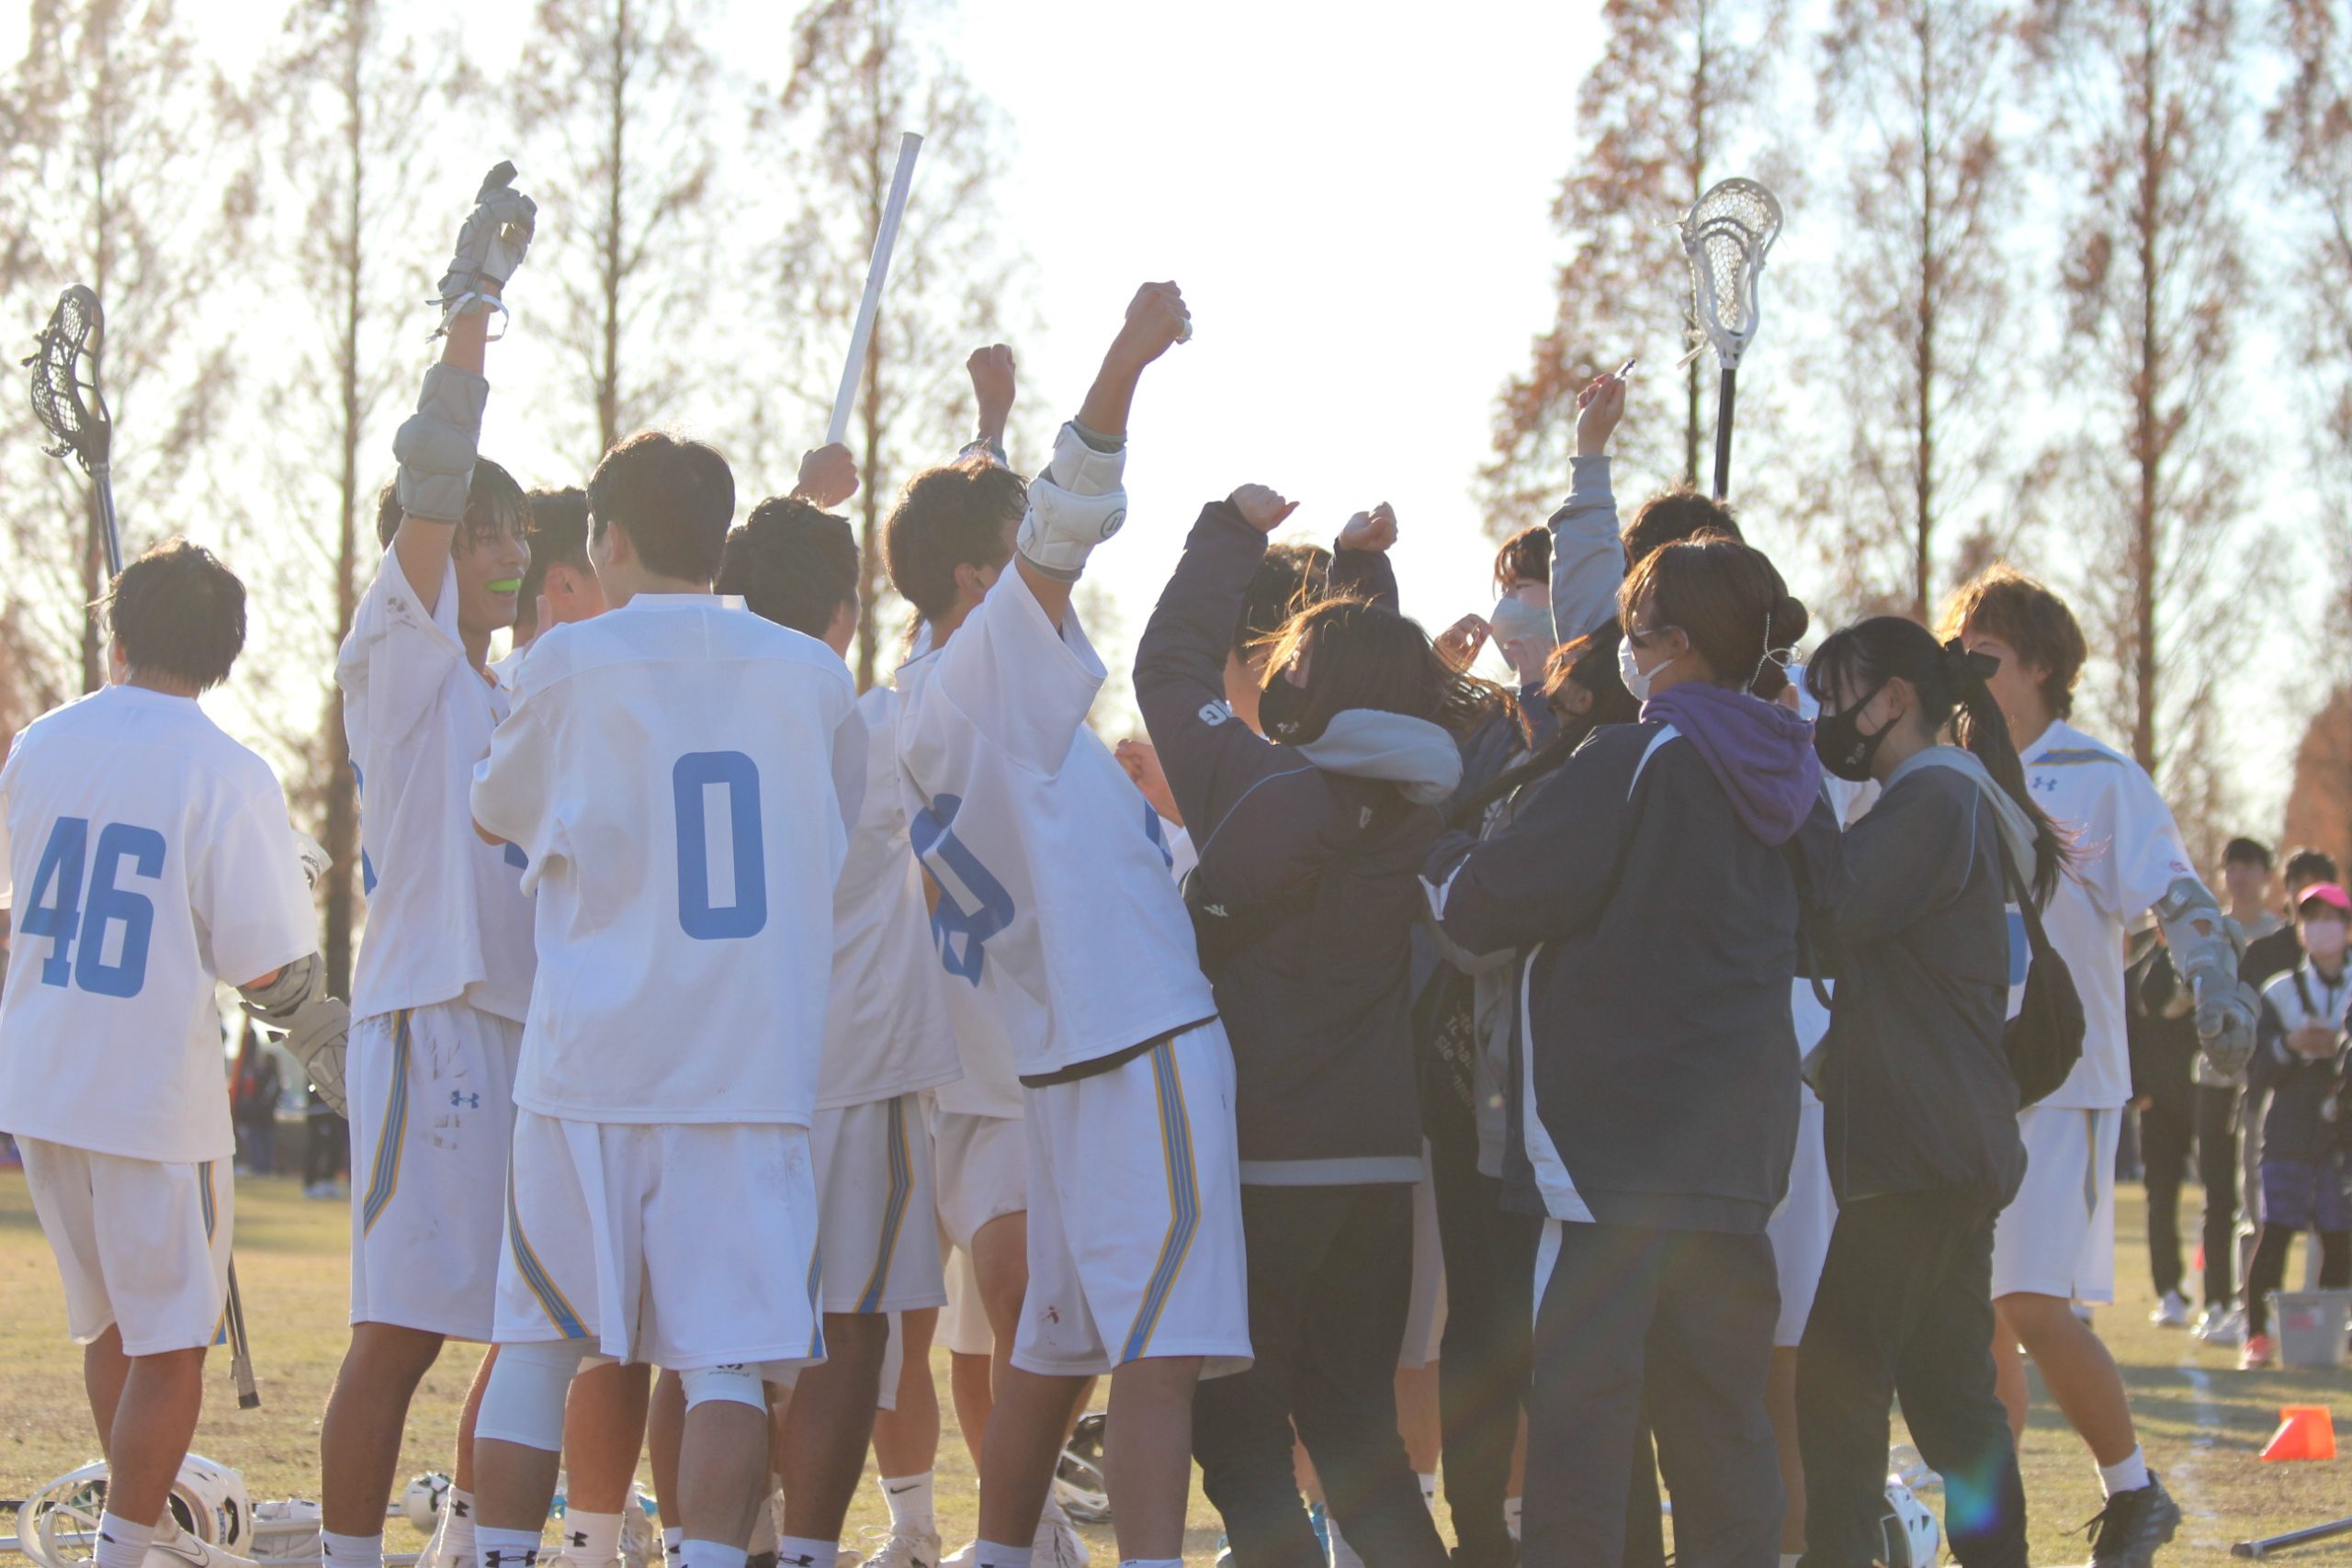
[
  {"xmin": 1259, "ymin": 674, "xmax": 1317, "ymax": 744},
  {"xmin": 1813, "ymin": 683, "xmax": 1894, "ymax": 782}
]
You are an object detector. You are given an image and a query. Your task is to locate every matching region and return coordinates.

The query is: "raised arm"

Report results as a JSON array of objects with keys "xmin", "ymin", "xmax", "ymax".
[
  {"xmin": 1329, "ymin": 502, "xmax": 1402, "ymax": 611},
  {"xmin": 965, "ymin": 344, "xmax": 1016, "ymax": 466},
  {"xmin": 391, "ymin": 164, "xmax": 537, "ymax": 616},
  {"xmin": 1013, "ymin": 282, "xmax": 1193, "ymax": 627},
  {"xmin": 1548, "ymin": 370, "xmax": 1628, "ymax": 641}
]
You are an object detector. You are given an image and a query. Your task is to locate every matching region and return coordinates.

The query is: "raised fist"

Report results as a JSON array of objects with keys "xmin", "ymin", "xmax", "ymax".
[
  {"xmin": 1110, "ymin": 282, "xmax": 1193, "ymax": 369},
  {"xmin": 967, "ymin": 344, "xmax": 1017, "ymax": 430},
  {"xmin": 1436, "ymin": 613, "xmax": 1492, "ymax": 672},
  {"xmin": 1576, "ymin": 370, "xmax": 1627, "ymax": 457},
  {"xmin": 1339, "ymin": 502, "xmax": 1398, "ymax": 554},
  {"xmin": 794, "ymin": 443, "xmax": 860, "ymax": 510},
  {"xmin": 438, "ymin": 161, "xmax": 537, "ymax": 306},
  {"xmin": 1229, "ymin": 484, "xmax": 1300, "ymax": 534}
]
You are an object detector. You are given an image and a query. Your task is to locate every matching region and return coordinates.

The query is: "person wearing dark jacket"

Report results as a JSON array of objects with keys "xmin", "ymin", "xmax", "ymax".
[
  {"xmin": 1427, "ymin": 536, "xmax": 1834, "ymax": 1568},
  {"xmin": 1138, "ymin": 483, "xmax": 1483, "ymax": 1568},
  {"xmin": 2130, "ymin": 946, "xmax": 2229, "ymax": 1326},
  {"xmin": 1794, "ymin": 619, "xmax": 2060, "ymax": 1568}
]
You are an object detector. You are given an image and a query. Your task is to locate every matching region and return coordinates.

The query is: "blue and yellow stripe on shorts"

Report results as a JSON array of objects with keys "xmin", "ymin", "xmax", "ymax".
[
  {"xmin": 1121, "ymin": 1040, "xmax": 1201, "ymax": 1363},
  {"xmin": 855, "ymin": 1098, "xmax": 915, "ymax": 1314},
  {"xmin": 505, "ymin": 1179, "xmax": 587, "ymax": 1338},
  {"xmin": 807, "ymin": 1244, "xmax": 827, "ymax": 1359},
  {"xmin": 360, "ymin": 1010, "xmax": 413, "ymax": 1235},
  {"xmin": 200, "ymin": 1160, "xmax": 228, "ymax": 1347}
]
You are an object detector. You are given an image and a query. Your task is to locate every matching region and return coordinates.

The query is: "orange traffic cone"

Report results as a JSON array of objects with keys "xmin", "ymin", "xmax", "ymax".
[{"xmin": 2260, "ymin": 1405, "xmax": 2338, "ymax": 1462}]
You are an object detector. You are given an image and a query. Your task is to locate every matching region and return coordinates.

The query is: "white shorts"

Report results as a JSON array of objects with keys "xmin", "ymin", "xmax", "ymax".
[
  {"xmin": 495, "ymin": 1111, "xmax": 822, "ymax": 1371},
  {"xmin": 1992, "ymin": 1105, "xmax": 2120, "ymax": 1303},
  {"xmin": 1769, "ymin": 1092, "xmax": 1838, "ymax": 1348},
  {"xmin": 1399, "ymin": 1151, "xmax": 1447, "ymax": 1369},
  {"xmin": 940, "ymin": 1244, "xmax": 994, "ymax": 1357},
  {"xmin": 814, "ymin": 1094, "xmax": 946, "ymax": 1315},
  {"xmin": 349, "ymin": 1002, "xmax": 522, "ymax": 1338},
  {"xmin": 1015, "ymin": 1022, "xmax": 1252, "ymax": 1380},
  {"xmin": 21, "ymin": 1140, "xmax": 232, "ymax": 1356},
  {"xmin": 933, "ymin": 1108, "xmax": 1027, "ymax": 1251}
]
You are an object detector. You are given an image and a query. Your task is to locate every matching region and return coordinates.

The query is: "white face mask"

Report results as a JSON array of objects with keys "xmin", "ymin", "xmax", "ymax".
[
  {"xmin": 1618, "ymin": 635, "xmax": 1670, "ymax": 704},
  {"xmin": 2305, "ymin": 919, "xmax": 2348, "ymax": 964}
]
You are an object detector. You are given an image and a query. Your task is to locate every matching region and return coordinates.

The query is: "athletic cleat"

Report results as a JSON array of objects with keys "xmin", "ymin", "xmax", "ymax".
[
  {"xmin": 146, "ymin": 1532, "xmax": 261, "ymax": 1568},
  {"xmin": 1032, "ymin": 1511, "xmax": 1090, "ymax": 1568},
  {"xmin": 2149, "ymin": 1291, "xmax": 2190, "ymax": 1328},
  {"xmin": 2080, "ymin": 1473, "xmax": 2179, "ymax": 1568},
  {"xmin": 857, "ymin": 1529, "xmax": 938, "ymax": 1568},
  {"xmin": 2241, "ymin": 1333, "xmax": 2276, "ymax": 1370},
  {"xmin": 2198, "ymin": 1306, "xmax": 2246, "ymax": 1346}
]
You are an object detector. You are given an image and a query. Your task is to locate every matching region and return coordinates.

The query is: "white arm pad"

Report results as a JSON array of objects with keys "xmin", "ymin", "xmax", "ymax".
[
  {"xmin": 393, "ymin": 364, "xmax": 488, "ymax": 525},
  {"xmin": 1014, "ymin": 423, "xmax": 1128, "ymax": 582},
  {"xmin": 2154, "ymin": 875, "xmax": 2259, "ymax": 1077}
]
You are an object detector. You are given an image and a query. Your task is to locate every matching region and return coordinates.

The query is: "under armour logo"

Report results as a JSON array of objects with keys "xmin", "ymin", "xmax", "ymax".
[{"xmin": 450, "ymin": 1091, "xmax": 480, "ymax": 1109}]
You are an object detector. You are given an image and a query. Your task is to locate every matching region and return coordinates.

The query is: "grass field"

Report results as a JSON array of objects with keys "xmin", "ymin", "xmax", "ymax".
[{"xmin": 3, "ymin": 1170, "xmax": 2346, "ymax": 1566}]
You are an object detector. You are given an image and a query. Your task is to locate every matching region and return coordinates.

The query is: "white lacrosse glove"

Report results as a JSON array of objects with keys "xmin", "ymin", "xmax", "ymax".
[
  {"xmin": 433, "ymin": 162, "xmax": 537, "ymax": 335},
  {"xmin": 2154, "ymin": 876, "xmax": 2259, "ymax": 1078},
  {"xmin": 289, "ymin": 829, "xmax": 332, "ymax": 890},
  {"xmin": 1015, "ymin": 423, "xmax": 1128, "ymax": 581},
  {"xmin": 239, "ymin": 952, "xmax": 351, "ymax": 1118}
]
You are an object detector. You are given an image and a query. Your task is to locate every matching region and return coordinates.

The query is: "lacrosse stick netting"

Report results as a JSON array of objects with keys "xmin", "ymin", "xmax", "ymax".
[
  {"xmin": 24, "ymin": 285, "xmax": 121, "ymax": 577},
  {"xmin": 1677, "ymin": 179, "xmax": 1782, "ymax": 498}
]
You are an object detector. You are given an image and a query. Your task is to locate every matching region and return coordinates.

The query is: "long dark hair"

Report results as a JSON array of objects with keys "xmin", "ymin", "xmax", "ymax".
[
  {"xmin": 1450, "ymin": 623, "xmax": 1639, "ymax": 829},
  {"xmin": 1261, "ymin": 595, "xmax": 1498, "ymax": 740},
  {"xmin": 1806, "ymin": 615, "xmax": 2072, "ymax": 906}
]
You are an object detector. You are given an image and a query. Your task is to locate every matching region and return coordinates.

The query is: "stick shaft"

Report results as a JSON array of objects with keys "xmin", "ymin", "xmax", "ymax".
[
  {"xmin": 92, "ymin": 465, "xmax": 121, "ymax": 579},
  {"xmin": 225, "ymin": 1259, "xmax": 260, "ymax": 1409},
  {"xmin": 2233, "ymin": 1517, "xmax": 2352, "ymax": 1558},
  {"xmin": 826, "ymin": 132, "xmax": 923, "ymax": 447},
  {"xmin": 1712, "ymin": 367, "xmax": 1737, "ymax": 500}
]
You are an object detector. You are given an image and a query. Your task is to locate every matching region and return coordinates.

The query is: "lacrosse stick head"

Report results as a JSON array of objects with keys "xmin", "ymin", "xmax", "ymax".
[
  {"xmin": 1678, "ymin": 178, "xmax": 1783, "ymax": 370},
  {"xmin": 25, "ymin": 284, "xmax": 112, "ymax": 475}
]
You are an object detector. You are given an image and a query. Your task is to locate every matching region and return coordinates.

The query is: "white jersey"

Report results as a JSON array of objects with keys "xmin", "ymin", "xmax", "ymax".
[
  {"xmin": 338, "ymin": 546, "xmax": 536, "ymax": 1023},
  {"xmin": 895, "ymin": 570, "xmax": 1216, "ymax": 1081},
  {"xmin": 0, "ymin": 687, "xmax": 317, "ymax": 1164},
  {"xmin": 471, "ymin": 594, "xmax": 864, "ymax": 1126},
  {"xmin": 818, "ymin": 685, "xmax": 961, "ymax": 1110},
  {"xmin": 2017, "ymin": 718, "xmax": 2197, "ymax": 1110}
]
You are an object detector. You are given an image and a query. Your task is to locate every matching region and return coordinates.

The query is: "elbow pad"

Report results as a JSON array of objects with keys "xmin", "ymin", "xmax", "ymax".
[
  {"xmin": 2154, "ymin": 876, "xmax": 2260, "ymax": 1077},
  {"xmin": 239, "ymin": 953, "xmax": 350, "ymax": 1117},
  {"xmin": 1014, "ymin": 423, "xmax": 1128, "ymax": 582},
  {"xmin": 392, "ymin": 364, "xmax": 489, "ymax": 525}
]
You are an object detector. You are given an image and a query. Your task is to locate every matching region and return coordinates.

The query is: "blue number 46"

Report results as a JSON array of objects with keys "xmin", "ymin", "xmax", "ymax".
[{"xmin": 20, "ymin": 817, "xmax": 165, "ymax": 998}]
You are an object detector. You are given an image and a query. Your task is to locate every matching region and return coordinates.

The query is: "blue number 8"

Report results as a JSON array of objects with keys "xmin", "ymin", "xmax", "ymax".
[
  {"xmin": 19, "ymin": 817, "xmax": 163, "ymax": 998},
  {"xmin": 673, "ymin": 752, "xmax": 767, "ymax": 940},
  {"xmin": 910, "ymin": 794, "xmax": 1015, "ymax": 984}
]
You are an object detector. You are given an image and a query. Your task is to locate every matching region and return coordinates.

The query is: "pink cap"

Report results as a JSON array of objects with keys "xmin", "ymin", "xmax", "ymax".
[{"xmin": 2296, "ymin": 883, "xmax": 2351, "ymax": 915}]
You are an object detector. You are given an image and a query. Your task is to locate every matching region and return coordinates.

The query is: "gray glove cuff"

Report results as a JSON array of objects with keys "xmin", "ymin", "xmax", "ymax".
[
  {"xmin": 393, "ymin": 365, "xmax": 488, "ymax": 525},
  {"xmin": 238, "ymin": 950, "xmax": 324, "ymax": 1025}
]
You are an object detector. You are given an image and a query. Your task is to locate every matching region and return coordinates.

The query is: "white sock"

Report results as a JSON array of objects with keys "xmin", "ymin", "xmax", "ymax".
[
  {"xmin": 1418, "ymin": 1472, "xmax": 1438, "ymax": 1512},
  {"xmin": 560, "ymin": 1511, "xmax": 624, "ymax": 1567},
  {"xmin": 660, "ymin": 1529, "xmax": 684, "ymax": 1568},
  {"xmin": 974, "ymin": 1542, "xmax": 1032, "ymax": 1568},
  {"xmin": 679, "ymin": 1543, "xmax": 745, "ymax": 1568},
  {"xmin": 2098, "ymin": 1445, "xmax": 2151, "ymax": 1497},
  {"xmin": 324, "ymin": 1531, "xmax": 388, "ymax": 1568},
  {"xmin": 1504, "ymin": 1495, "xmax": 1521, "ymax": 1541},
  {"xmin": 776, "ymin": 1538, "xmax": 836, "ymax": 1568},
  {"xmin": 879, "ymin": 1473, "xmax": 934, "ymax": 1536},
  {"xmin": 1782, "ymin": 1554, "xmax": 1804, "ymax": 1568},
  {"xmin": 444, "ymin": 1491, "xmax": 480, "ymax": 1565},
  {"xmin": 95, "ymin": 1512, "xmax": 155, "ymax": 1568},
  {"xmin": 478, "ymin": 1526, "xmax": 541, "ymax": 1568},
  {"xmin": 1329, "ymin": 1517, "xmax": 1365, "ymax": 1568}
]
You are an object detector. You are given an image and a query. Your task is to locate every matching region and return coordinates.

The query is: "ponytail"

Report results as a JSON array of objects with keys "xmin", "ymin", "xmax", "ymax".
[{"xmin": 1942, "ymin": 637, "xmax": 2072, "ymax": 907}]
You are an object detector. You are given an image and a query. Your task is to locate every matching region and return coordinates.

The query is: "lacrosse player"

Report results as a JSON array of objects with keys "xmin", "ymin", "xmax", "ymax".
[
  {"xmin": 467, "ymin": 426, "xmax": 865, "ymax": 1568},
  {"xmin": 710, "ymin": 479, "xmax": 963, "ymax": 1568},
  {"xmin": 888, "ymin": 283, "xmax": 1250, "ymax": 1568},
  {"xmin": 504, "ymin": 487, "xmax": 605, "ymax": 660},
  {"xmin": 1943, "ymin": 566, "xmax": 2260, "ymax": 1568},
  {"xmin": 0, "ymin": 540, "xmax": 329, "ymax": 1568}
]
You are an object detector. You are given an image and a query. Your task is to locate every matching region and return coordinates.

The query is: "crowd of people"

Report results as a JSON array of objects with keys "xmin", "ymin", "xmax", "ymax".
[{"xmin": 0, "ymin": 161, "xmax": 2335, "ymax": 1568}]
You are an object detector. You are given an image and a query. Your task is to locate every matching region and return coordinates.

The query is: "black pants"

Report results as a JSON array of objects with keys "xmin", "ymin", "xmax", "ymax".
[
  {"xmin": 1194, "ymin": 1182, "xmax": 1449, "ymax": 1568},
  {"xmin": 1797, "ymin": 1194, "xmax": 2026, "ymax": 1568},
  {"xmin": 2143, "ymin": 1086, "xmax": 2242, "ymax": 1306},
  {"xmin": 2245, "ymin": 1224, "xmax": 2351, "ymax": 1336},
  {"xmin": 1429, "ymin": 1129, "xmax": 1539, "ymax": 1567},
  {"xmin": 1525, "ymin": 1221, "xmax": 1781, "ymax": 1568}
]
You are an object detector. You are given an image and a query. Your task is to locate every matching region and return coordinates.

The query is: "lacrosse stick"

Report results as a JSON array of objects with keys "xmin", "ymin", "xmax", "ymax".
[
  {"xmin": 826, "ymin": 132, "xmax": 923, "ymax": 446},
  {"xmin": 1676, "ymin": 178, "xmax": 1783, "ymax": 500},
  {"xmin": 25, "ymin": 285, "xmax": 120, "ymax": 578},
  {"xmin": 2233, "ymin": 1517, "xmax": 2352, "ymax": 1559},
  {"xmin": 223, "ymin": 1260, "xmax": 260, "ymax": 1409}
]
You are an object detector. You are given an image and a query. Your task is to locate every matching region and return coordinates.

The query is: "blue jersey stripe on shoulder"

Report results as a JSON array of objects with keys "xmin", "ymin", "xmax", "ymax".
[{"xmin": 2030, "ymin": 747, "xmax": 2121, "ymax": 768}]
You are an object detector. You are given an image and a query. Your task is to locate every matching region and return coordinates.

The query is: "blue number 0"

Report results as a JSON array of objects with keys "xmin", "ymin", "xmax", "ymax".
[
  {"xmin": 18, "ymin": 817, "xmax": 163, "ymax": 998},
  {"xmin": 910, "ymin": 794, "xmax": 1016, "ymax": 984},
  {"xmin": 673, "ymin": 751, "xmax": 767, "ymax": 940}
]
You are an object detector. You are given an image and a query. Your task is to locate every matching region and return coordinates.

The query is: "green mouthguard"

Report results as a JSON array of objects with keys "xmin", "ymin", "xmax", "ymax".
[{"xmin": 488, "ymin": 578, "xmax": 523, "ymax": 592}]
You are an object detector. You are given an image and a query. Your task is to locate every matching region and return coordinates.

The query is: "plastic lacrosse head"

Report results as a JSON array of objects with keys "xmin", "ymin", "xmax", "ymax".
[
  {"xmin": 24, "ymin": 284, "xmax": 112, "ymax": 474},
  {"xmin": 1678, "ymin": 178, "xmax": 1783, "ymax": 370}
]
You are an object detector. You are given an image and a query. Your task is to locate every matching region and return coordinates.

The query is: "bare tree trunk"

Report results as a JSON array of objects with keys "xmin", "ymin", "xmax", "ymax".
[
  {"xmin": 1914, "ymin": 5, "xmax": 1938, "ymax": 623},
  {"xmin": 323, "ymin": 11, "xmax": 368, "ymax": 1001},
  {"xmin": 598, "ymin": 0, "xmax": 628, "ymax": 458},
  {"xmin": 2132, "ymin": 9, "xmax": 2161, "ymax": 774}
]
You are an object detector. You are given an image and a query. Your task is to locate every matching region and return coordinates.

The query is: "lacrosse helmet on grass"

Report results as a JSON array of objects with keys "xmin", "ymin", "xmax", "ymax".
[{"xmin": 19, "ymin": 1455, "xmax": 251, "ymax": 1568}]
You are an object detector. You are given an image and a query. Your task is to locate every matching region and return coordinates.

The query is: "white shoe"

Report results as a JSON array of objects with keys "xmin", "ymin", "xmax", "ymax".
[
  {"xmin": 1031, "ymin": 1514, "xmax": 1090, "ymax": 1568},
  {"xmin": 935, "ymin": 1548, "xmax": 975, "ymax": 1568},
  {"xmin": 147, "ymin": 1530, "xmax": 261, "ymax": 1568},
  {"xmin": 859, "ymin": 1529, "xmax": 941, "ymax": 1568},
  {"xmin": 2197, "ymin": 1306, "xmax": 2247, "ymax": 1346},
  {"xmin": 2150, "ymin": 1291, "xmax": 2191, "ymax": 1328}
]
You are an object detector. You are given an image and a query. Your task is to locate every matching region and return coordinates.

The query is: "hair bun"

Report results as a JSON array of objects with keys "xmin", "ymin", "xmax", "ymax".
[{"xmin": 1770, "ymin": 592, "xmax": 1809, "ymax": 647}]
